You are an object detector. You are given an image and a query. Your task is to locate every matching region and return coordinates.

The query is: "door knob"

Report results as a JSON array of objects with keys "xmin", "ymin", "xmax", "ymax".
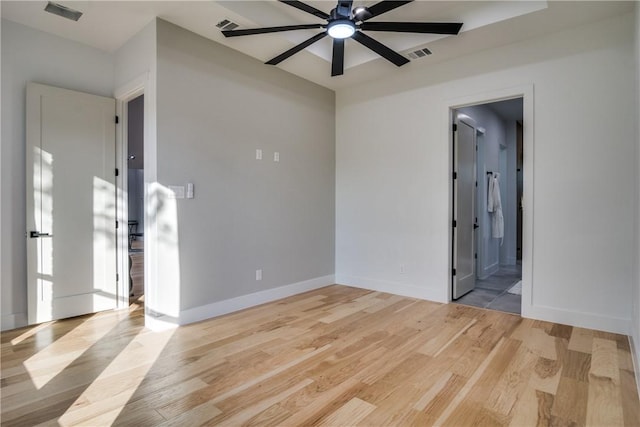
[{"xmin": 29, "ymin": 231, "xmax": 52, "ymax": 238}]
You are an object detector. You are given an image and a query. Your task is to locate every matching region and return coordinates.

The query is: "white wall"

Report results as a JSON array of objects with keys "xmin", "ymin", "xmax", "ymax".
[
  {"xmin": 1, "ymin": 19, "xmax": 114, "ymax": 330},
  {"xmin": 336, "ymin": 12, "xmax": 636, "ymax": 334},
  {"xmin": 155, "ymin": 20, "xmax": 335, "ymax": 320}
]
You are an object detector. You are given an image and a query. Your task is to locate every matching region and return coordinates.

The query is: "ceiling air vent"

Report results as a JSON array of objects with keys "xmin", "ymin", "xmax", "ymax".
[
  {"xmin": 407, "ymin": 47, "xmax": 433, "ymax": 60},
  {"xmin": 216, "ymin": 19, "xmax": 239, "ymax": 31},
  {"xmin": 44, "ymin": 2, "xmax": 83, "ymax": 21}
]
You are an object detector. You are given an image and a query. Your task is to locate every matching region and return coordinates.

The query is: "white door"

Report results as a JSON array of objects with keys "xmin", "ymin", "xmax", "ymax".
[
  {"xmin": 26, "ymin": 83, "xmax": 117, "ymax": 324},
  {"xmin": 452, "ymin": 117, "xmax": 477, "ymax": 299}
]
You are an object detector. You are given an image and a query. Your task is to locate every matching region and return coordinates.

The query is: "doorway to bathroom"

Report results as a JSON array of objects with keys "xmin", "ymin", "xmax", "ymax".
[{"xmin": 451, "ymin": 98, "xmax": 523, "ymax": 314}]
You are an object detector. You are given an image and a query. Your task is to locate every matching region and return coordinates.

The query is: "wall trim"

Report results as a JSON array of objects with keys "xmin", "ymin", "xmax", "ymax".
[
  {"xmin": 523, "ymin": 303, "xmax": 630, "ymax": 335},
  {"xmin": 177, "ymin": 275, "xmax": 335, "ymax": 326},
  {"xmin": 335, "ymin": 275, "xmax": 447, "ymax": 303}
]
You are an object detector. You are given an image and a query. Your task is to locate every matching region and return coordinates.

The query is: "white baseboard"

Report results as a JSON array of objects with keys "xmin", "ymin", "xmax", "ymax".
[
  {"xmin": 522, "ymin": 303, "xmax": 630, "ymax": 335},
  {"xmin": 1, "ymin": 313, "xmax": 28, "ymax": 332},
  {"xmin": 335, "ymin": 275, "xmax": 446, "ymax": 303},
  {"xmin": 178, "ymin": 275, "xmax": 335, "ymax": 326}
]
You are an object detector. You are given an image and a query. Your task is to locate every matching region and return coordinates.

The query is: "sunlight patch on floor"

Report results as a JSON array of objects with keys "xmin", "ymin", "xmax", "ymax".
[
  {"xmin": 10, "ymin": 322, "xmax": 53, "ymax": 346},
  {"xmin": 57, "ymin": 327, "xmax": 175, "ymax": 425},
  {"xmin": 22, "ymin": 316, "xmax": 118, "ymax": 390}
]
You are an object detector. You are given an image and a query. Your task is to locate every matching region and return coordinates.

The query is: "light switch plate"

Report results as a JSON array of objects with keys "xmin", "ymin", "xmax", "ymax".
[{"xmin": 168, "ymin": 185, "xmax": 185, "ymax": 199}]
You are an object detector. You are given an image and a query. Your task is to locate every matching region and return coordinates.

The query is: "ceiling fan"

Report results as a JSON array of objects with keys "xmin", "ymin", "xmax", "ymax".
[{"xmin": 221, "ymin": 0, "xmax": 463, "ymax": 77}]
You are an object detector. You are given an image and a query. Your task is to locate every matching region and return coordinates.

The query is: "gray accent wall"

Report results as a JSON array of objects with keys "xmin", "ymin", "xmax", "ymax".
[{"xmin": 155, "ymin": 20, "xmax": 335, "ymax": 312}]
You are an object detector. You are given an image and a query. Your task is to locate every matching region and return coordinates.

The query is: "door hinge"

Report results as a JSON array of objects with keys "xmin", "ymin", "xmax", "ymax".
[
  {"xmin": 453, "ymin": 171, "xmax": 457, "ymax": 180},
  {"xmin": 452, "ymin": 268, "xmax": 456, "ymax": 276},
  {"xmin": 116, "ymin": 273, "xmax": 119, "ymax": 282},
  {"xmin": 475, "ymin": 253, "xmax": 478, "ymax": 259},
  {"xmin": 452, "ymin": 123, "xmax": 457, "ymax": 132},
  {"xmin": 115, "ymin": 115, "xmax": 119, "ymax": 124},
  {"xmin": 452, "ymin": 220, "xmax": 457, "ymax": 228},
  {"xmin": 115, "ymin": 168, "xmax": 119, "ymax": 177},
  {"xmin": 115, "ymin": 220, "xmax": 119, "ymax": 229},
  {"xmin": 475, "ymin": 181, "xmax": 478, "ymax": 187}
]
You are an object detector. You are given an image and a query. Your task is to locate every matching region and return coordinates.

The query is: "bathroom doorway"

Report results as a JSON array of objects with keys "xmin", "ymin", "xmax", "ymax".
[{"xmin": 451, "ymin": 98, "xmax": 523, "ymax": 314}]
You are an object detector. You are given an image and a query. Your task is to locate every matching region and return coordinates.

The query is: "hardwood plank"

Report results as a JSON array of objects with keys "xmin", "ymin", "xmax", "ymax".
[
  {"xmin": 414, "ymin": 371, "xmax": 453, "ymax": 410},
  {"xmin": 551, "ymin": 376, "xmax": 588, "ymax": 425},
  {"xmin": 528, "ymin": 356, "xmax": 562, "ymax": 395},
  {"xmin": 0, "ymin": 285, "xmax": 637, "ymax": 426},
  {"xmin": 569, "ymin": 327, "xmax": 594, "ymax": 354},
  {"xmin": 509, "ymin": 387, "xmax": 554, "ymax": 427},
  {"xmin": 485, "ymin": 342, "xmax": 538, "ymax": 416},
  {"xmin": 620, "ymin": 368, "xmax": 640, "ymax": 426},
  {"xmin": 586, "ymin": 376, "xmax": 624, "ymax": 426},
  {"xmin": 318, "ymin": 397, "xmax": 376, "ymax": 426},
  {"xmin": 562, "ymin": 350, "xmax": 592, "ymax": 382},
  {"xmin": 432, "ymin": 337, "xmax": 507, "ymax": 425},
  {"xmin": 590, "ymin": 337, "xmax": 620, "ymax": 384}
]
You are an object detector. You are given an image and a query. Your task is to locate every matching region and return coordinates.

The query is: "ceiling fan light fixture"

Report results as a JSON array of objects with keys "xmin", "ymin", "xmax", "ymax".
[
  {"xmin": 327, "ymin": 20, "xmax": 355, "ymax": 39},
  {"xmin": 353, "ymin": 6, "xmax": 371, "ymax": 21}
]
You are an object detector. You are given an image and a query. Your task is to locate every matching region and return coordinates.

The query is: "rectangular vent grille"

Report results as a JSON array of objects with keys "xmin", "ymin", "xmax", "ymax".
[
  {"xmin": 44, "ymin": 2, "xmax": 83, "ymax": 21},
  {"xmin": 407, "ymin": 47, "xmax": 432, "ymax": 60},
  {"xmin": 216, "ymin": 19, "xmax": 239, "ymax": 31}
]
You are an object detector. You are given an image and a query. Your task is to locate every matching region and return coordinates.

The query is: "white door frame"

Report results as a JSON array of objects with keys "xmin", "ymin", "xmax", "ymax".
[
  {"xmin": 114, "ymin": 74, "xmax": 147, "ymax": 309},
  {"xmin": 446, "ymin": 84, "xmax": 534, "ymax": 318}
]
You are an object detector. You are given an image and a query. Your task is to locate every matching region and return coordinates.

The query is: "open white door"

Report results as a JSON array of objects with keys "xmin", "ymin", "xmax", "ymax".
[
  {"xmin": 26, "ymin": 83, "xmax": 118, "ymax": 324},
  {"xmin": 452, "ymin": 115, "xmax": 477, "ymax": 299}
]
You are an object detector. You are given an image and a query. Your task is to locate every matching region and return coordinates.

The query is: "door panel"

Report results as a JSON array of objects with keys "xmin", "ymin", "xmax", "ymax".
[
  {"xmin": 26, "ymin": 83, "xmax": 117, "ymax": 324},
  {"xmin": 453, "ymin": 119, "xmax": 476, "ymax": 299}
]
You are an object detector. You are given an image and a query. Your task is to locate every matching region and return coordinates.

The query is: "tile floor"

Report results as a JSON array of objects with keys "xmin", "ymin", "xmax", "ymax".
[{"xmin": 454, "ymin": 263, "xmax": 521, "ymax": 314}]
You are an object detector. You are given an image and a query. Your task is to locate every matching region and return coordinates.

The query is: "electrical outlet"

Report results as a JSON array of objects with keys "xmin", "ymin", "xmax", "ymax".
[
  {"xmin": 256, "ymin": 149, "xmax": 262, "ymax": 160},
  {"xmin": 256, "ymin": 269, "xmax": 262, "ymax": 281},
  {"xmin": 400, "ymin": 264, "xmax": 406, "ymax": 274},
  {"xmin": 274, "ymin": 152, "xmax": 280, "ymax": 162}
]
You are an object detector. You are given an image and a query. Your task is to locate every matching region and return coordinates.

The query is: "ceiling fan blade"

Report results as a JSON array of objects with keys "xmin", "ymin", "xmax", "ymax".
[
  {"xmin": 266, "ymin": 32, "xmax": 328, "ymax": 65},
  {"xmin": 222, "ymin": 24, "xmax": 323, "ymax": 38},
  {"xmin": 331, "ymin": 39, "xmax": 345, "ymax": 76},
  {"xmin": 278, "ymin": 0, "xmax": 330, "ymax": 20},
  {"xmin": 363, "ymin": 1, "xmax": 413, "ymax": 20},
  {"xmin": 360, "ymin": 22, "xmax": 463, "ymax": 35},
  {"xmin": 351, "ymin": 31, "xmax": 409, "ymax": 67}
]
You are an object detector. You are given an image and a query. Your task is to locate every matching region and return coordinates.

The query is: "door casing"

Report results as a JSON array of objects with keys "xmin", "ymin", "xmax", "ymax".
[{"xmin": 445, "ymin": 84, "xmax": 534, "ymax": 319}]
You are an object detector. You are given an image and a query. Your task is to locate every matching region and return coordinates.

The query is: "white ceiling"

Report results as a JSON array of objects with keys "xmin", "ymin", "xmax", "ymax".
[{"xmin": 1, "ymin": 1, "xmax": 634, "ymax": 90}]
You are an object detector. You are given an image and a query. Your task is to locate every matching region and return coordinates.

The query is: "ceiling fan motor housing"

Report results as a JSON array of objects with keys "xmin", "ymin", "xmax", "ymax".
[{"xmin": 334, "ymin": 2, "xmax": 353, "ymax": 20}]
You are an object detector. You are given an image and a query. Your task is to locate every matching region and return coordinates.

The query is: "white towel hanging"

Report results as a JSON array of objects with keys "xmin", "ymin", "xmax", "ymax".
[{"xmin": 488, "ymin": 173, "xmax": 504, "ymax": 241}]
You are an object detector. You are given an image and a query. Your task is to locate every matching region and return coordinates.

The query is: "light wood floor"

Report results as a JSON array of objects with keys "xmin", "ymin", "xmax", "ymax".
[{"xmin": 2, "ymin": 285, "xmax": 639, "ymax": 426}]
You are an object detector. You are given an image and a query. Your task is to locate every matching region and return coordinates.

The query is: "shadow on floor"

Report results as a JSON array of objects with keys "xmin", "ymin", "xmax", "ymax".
[{"xmin": 454, "ymin": 264, "xmax": 521, "ymax": 314}]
